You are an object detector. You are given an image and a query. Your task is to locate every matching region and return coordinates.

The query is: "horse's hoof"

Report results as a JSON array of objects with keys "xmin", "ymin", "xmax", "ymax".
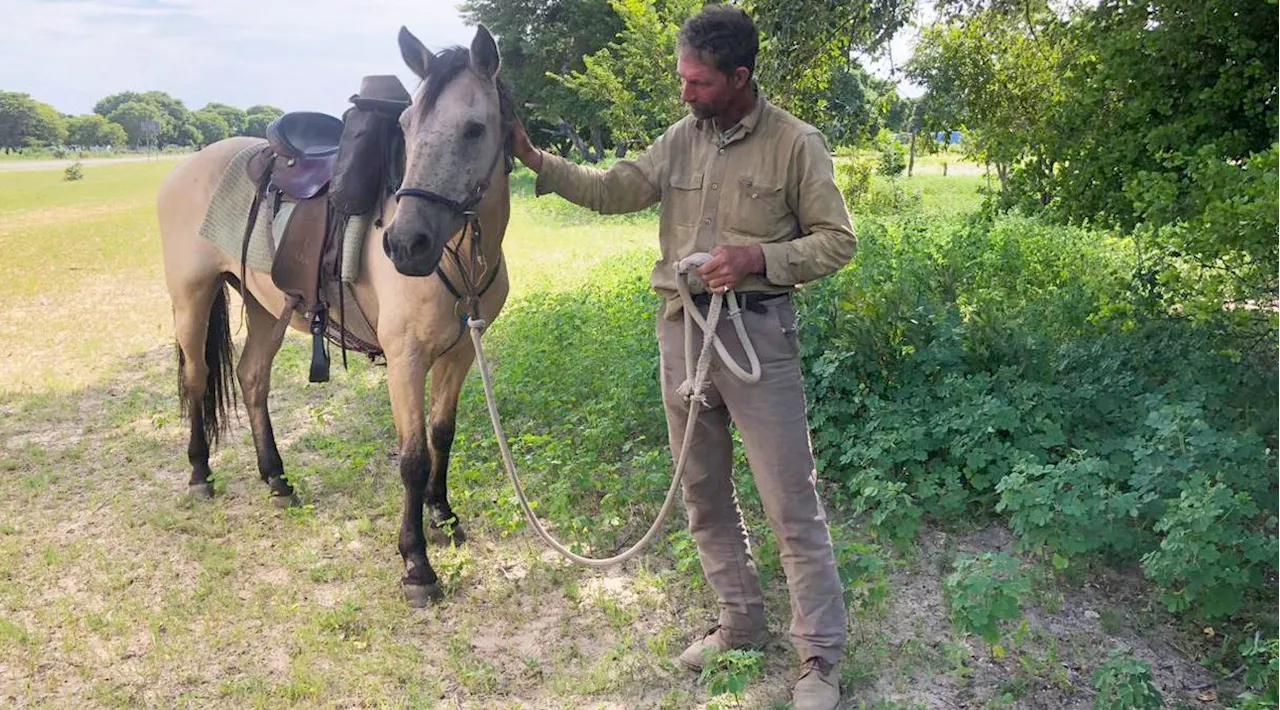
[
  {"xmin": 403, "ymin": 582, "xmax": 444, "ymax": 607},
  {"xmin": 428, "ymin": 522, "xmax": 467, "ymax": 546},
  {"xmin": 270, "ymin": 493, "xmax": 300, "ymax": 509},
  {"xmin": 187, "ymin": 483, "xmax": 215, "ymax": 500}
]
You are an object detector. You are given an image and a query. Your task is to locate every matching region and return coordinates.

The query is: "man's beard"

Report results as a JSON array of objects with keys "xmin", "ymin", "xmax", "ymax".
[{"xmin": 687, "ymin": 102, "xmax": 714, "ymax": 120}]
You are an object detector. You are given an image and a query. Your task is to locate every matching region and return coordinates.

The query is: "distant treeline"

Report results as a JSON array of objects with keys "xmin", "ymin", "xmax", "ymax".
[{"xmin": 0, "ymin": 90, "xmax": 284, "ymax": 152}]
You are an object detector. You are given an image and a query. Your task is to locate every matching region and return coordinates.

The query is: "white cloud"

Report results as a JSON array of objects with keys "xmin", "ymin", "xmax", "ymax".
[{"xmin": 0, "ymin": 0, "xmax": 475, "ymax": 115}]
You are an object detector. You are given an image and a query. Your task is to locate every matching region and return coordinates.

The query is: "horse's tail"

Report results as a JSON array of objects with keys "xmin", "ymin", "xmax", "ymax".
[{"xmin": 177, "ymin": 278, "xmax": 237, "ymax": 446}]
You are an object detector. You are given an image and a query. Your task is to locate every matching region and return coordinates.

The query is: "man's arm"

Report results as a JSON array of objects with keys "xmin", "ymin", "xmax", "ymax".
[
  {"xmin": 511, "ymin": 116, "xmax": 663, "ymax": 215},
  {"xmin": 757, "ymin": 131, "xmax": 857, "ymax": 286}
]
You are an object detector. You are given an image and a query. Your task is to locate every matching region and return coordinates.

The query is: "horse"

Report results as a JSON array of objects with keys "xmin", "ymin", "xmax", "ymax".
[{"xmin": 156, "ymin": 25, "xmax": 513, "ymax": 606}]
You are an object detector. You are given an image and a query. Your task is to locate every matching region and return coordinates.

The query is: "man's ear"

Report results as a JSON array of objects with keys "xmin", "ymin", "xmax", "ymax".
[{"xmin": 732, "ymin": 67, "xmax": 751, "ymax": 90}]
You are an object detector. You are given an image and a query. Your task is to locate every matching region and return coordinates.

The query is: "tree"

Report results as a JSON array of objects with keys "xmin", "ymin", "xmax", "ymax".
[
  {"xmin": 200, "ymin": 103, "xmax": 245, "ymax": 136},
  {"xmin": 66, "ymin": 114, "xmax": 128, "ymax": 148},
  {"xmin": 242, "ymin": 105, "xmax": 284, "ymax": 138},
  {"xmin": 94, "ymin": 90, "xmax": 196, "ymax": 146},
  {"xmin": 906, "ymin": 4, "xmax": 1070, "ymax": 200},
  {"xmin": 745, "ymin": 0, "xmax": 914, "ymax": 126},
  {"xmin": 1056, "ymin": 0, "xmax": 1279, "ymax": 328},
  {"xmin": 557, "ymin": 0, "xmax": 695, "ymax": 149},
  {"xmin": 191, "ymin": 110, "xmax": 230, "ymax": 146},
  {"xmin": 139, "ymin": 91, "xmax": 195, "ymax": 146},
  {"xmin": 0, "ymin": 92, "xmax": 67, "ymax": 150},
  {"xmin": 107, "ymin": 100, "xmax": 164, "ymax": 148},
  {"xmin": 461, "ymin": 0, "xmax": 624, "ymax": 160},
  {"xmin": 93, "ymin": 91, "xmax": 145, "ymax": 119}
]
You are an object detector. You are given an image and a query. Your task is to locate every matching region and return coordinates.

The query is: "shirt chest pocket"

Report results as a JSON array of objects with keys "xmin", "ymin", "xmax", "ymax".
[
  {"xmin": 666, "ymin": 173, "xmax": 704, "ymax": 227},
  {"xmin": 727, "ymin": 177, "xmax": 789, "ymax": 238}
]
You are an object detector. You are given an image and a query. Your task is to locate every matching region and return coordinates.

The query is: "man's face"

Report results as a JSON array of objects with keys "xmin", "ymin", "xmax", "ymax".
[{"xmin": 677, "ymin": 48, "xmax": 744, "ymax": 120}]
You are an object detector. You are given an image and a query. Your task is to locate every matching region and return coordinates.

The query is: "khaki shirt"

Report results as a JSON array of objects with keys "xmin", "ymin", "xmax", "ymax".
[{"xmin": 534, "ymin": 96, "xmax": 857, "ymax": 316}]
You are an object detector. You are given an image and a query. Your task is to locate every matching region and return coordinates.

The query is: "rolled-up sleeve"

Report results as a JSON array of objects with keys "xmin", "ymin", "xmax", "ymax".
[
  {"xmin": 759, "ymin": 131, "xmax": 857, "ymax": 286},
  {"xmin": 534, "ymin": 138, "xmax": 664, "ymax": 215}
]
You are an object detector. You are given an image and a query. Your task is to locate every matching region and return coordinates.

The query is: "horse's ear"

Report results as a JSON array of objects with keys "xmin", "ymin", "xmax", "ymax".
[
  {"xmin": 399, "ymin": 26, "xmax": 432, "ymax": 80},
  {"xmin": 470, "ymin": 24, "xmax": 500, "ymax": 79}
]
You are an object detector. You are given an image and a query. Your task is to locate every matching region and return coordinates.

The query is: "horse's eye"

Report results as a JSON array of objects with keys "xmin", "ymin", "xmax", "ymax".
[{"xmin": 463, "ymin": 121, "xmax": 485, "ymax": 140}]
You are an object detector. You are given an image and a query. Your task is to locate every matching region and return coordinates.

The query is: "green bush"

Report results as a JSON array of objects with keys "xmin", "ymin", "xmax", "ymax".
[
  {"xmin": 796, "ymin": 212, "xmax": 1278, "ymax": 621},
  {"xmin": 453, "ymin": 250, "xmax": 669, "ymax": 552},
  {"xmin": 1141, "ymin": 476, "xmax": 1278, "ymax": 619},
  {"xmin": 875, "ymin": 134, "xmax": 907, "ymax": 177},
  {"xmin": 835, "ymin": 157, "xmax": 874, "ymax": 207},
  {"xmin": 1235, "ymin": 635, "xmax": 1279, "ymax": 709},
  {"xmin": 1091, "ymin": 650, "xmax": 1163, "ymax": 710},
  {"xmin": 943, "ymin": 552, "xmax": 1032, "ymax": 645},
  {"xmin": 454, "ymin": 204, "xmax": 1276, "ymax": 637}
]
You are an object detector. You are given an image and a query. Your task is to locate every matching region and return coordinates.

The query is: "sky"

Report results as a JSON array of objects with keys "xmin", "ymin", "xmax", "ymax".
[{"xmin": 1, "ymin": 0, "xmax": 921, "ymax": 118}]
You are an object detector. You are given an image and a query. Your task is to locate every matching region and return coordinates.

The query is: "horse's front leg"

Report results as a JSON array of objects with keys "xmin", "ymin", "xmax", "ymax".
[
  {"xmin": 384, "ymin": 347, "xmax": 441, "ymax": 606},
  {"xmin": 425, "ymin": 343, "xmax": 476, "ymax": 546}
]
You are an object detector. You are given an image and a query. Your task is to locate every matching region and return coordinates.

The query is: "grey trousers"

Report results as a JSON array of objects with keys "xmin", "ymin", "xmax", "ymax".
[{"xmin": 659, "ymin": 296, "xmax": 847, "ymax": 664}]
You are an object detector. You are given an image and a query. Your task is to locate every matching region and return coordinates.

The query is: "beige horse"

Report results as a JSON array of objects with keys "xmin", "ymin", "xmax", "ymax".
[{"xmin": 157, "ymin": 25, "xmax": 513, "ymax": 605}]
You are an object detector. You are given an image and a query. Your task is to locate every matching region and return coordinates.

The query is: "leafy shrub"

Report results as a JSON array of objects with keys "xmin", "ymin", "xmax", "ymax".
[
  {"xmin": 1091, "ymin": 650, "xmax": 1163, "ymax": 710},
  {"xmin": 1235, "ymin": 635, "xmax": 1279, "ymax": 709},
  {"xmin": 1141, "ymin": 476, "xmax": 1278, "ymax": 619},
  {"xmin": 943, "ymin": 552, "xmax": 1032, "ymax": 645},
  {"xmin": 875, "ymin": 133, "xmax": 907, "ymax": 177},
  {"xmin": 700, "ymin": 648, "xmax": 764, "ymax": 705},
  {"xmin": 63, "ymin": 162, "xmax": 83, "ymax": 181},
  {"xmin": 796, "ymin": 212, "xmax": 1278, "ymax": 621},
  {"xmin": 860, "ymin": 177, "xmax": 922, "ymax": 216},
  {"xmin": 453, "ymin": 250, "xmax": 670, "ymax": 553},
  {"xmin": 835, "ymin": 156, "xmax": 875, "ymax": 207}
]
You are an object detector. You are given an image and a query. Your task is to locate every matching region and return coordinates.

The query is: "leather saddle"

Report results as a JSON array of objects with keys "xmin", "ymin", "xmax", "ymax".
[
  {"xmin": 265, "ymin": 112, "xmax": 344, "ymax": 200},
  {"xmin": 242, "ymin": 75, "xmax": 411, "ymax": 381}
]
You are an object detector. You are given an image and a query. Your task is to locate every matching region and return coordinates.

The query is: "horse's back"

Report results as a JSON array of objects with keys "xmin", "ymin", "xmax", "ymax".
[{"xmin": 158, "ymin": 137, "xmax": 265, "ymax": 289}]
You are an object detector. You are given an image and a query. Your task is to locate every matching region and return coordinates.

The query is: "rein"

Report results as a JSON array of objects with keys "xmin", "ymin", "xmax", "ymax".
[{"xmin": 468, "ymin": 253, "xmax": 762, "ymax": 567}]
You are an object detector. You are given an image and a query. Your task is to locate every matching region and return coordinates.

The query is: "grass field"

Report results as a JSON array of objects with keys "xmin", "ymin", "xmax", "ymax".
[{"xmin": 0, "ymin": 158, "xmax": 1234, "ymax": 709}]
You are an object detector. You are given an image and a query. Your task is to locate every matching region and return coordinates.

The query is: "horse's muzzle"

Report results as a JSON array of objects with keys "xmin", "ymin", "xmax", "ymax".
[{"xmin": 383, "ymin": 228, "xmax": 447, "ymax": 277}]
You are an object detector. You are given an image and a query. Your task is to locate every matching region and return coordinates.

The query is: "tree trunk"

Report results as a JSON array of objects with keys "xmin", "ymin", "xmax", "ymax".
[
  {"xmin": 589, "ymin": 123, "xmax": 605, "ymax": 163},
  {"xmin": 908, "ymin": 131, "xmax": 916, "ymax": 177},
  {"xmin": 615, "ymin": 143, "xmax": 628, "ymax": 159},
  {"xmin": 557, "ymin": 120, "xmax": 594, "ymax": 163}
]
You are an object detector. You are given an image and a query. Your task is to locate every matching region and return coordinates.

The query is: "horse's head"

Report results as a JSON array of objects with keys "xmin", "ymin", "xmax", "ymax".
[{"xmin": 383, "ymin": 25, "xmax": 508, "ymax": 277}]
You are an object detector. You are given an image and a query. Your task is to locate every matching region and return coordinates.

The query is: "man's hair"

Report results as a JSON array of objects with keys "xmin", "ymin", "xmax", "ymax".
[{"xmin": 678, "ymin": 4, "xmax": 759, "ymax": 79}]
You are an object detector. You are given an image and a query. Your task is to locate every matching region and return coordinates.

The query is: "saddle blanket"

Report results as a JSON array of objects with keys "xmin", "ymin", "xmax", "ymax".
[{"xmin": 197, "ymin": 140, "xmax": 371, "ymax": 283}]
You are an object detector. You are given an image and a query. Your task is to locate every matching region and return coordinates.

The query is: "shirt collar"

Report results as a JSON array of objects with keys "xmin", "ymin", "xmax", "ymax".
[{"xmin": 695, "ymin": 88, "xmax": 766, "ymax": 145}]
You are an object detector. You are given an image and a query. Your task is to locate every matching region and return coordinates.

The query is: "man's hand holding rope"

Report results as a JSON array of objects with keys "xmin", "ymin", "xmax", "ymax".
[{"xmin": 697, "ymin": 244, "xmax": 765, "ymax": 293}]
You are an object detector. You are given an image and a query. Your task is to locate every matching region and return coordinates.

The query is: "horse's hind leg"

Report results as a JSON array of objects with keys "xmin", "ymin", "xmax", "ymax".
[
  {"xmin": 425, "ymin": 344, "xmax": 476, "ymax": 546},
  {"xmin": 172, "ymin": 275, "xmax": 235, "ymax": 498},
  {"xmin": 237, "ymin": 291, "xmax": 298, "ymax": 507}
]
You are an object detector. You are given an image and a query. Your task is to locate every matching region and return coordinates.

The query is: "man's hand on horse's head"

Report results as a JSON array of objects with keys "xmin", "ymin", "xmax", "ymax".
[
  {"xmin": 698, "ymin": 245, "xmax": 765, "ymax": 293},
  {"xmin": 510, "ymin": 115, "xmax": 543, "ymax": 173}
]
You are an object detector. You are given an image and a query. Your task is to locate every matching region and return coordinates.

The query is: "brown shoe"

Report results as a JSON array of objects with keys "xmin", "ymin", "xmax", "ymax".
[
  {"xmin": 793, "ymin": 657, "xmax": 842, "ymax": 710},
  {"xmin": 677, "ymin": 625, "xmax": 768, "ymax": 672}
]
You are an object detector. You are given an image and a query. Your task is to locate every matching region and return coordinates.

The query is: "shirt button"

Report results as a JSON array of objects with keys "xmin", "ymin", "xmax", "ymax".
[
  {"xmin": 703, "ymin": 218, "xmax": 711, "ymax": 226},
  {"xmin": 718, "ymin": 148, "xmax": 725, "ymax": 154},
  {"xmin": 711, "ymin": 183, "xmax": 718, "ymax": 190}
]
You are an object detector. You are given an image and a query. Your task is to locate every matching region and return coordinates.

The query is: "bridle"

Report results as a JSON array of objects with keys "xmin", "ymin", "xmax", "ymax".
[
  {"xmin": 393, "ymin": 143, "xmax": 505, "ymax": 217},
  {"xmin": 391, "ymin": 135, "xmax": 508, "ymax": 337}
]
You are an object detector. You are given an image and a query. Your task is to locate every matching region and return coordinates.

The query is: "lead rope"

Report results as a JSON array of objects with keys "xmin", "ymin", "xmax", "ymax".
[{"xmin": 468, "ymin": 252, "xmax": 761, "ymax": 567}]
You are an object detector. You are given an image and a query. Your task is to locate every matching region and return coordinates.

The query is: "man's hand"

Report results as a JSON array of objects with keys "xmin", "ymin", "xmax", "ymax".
[
  {"xmin": 509, "ymin": 114, "xmax": 543, "ymax": 172},
  {"xmin": 698, "ymin": 245, "xmax": 765, "ymax": 293}
]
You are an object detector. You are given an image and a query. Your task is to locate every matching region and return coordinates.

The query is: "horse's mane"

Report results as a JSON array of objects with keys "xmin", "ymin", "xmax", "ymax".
[
  {"xmin": 422, "ymin": 46, "xmax": 515, "ymax": 124},
  {"xmin": 420, "ymin": 45, "xmax": 516, "ymax": 171}
]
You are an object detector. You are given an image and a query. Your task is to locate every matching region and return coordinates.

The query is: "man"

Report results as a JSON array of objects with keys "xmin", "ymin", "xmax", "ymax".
[{"xmin": 509, "ymin": 5, "xmax": 856, "ymax": 708}]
